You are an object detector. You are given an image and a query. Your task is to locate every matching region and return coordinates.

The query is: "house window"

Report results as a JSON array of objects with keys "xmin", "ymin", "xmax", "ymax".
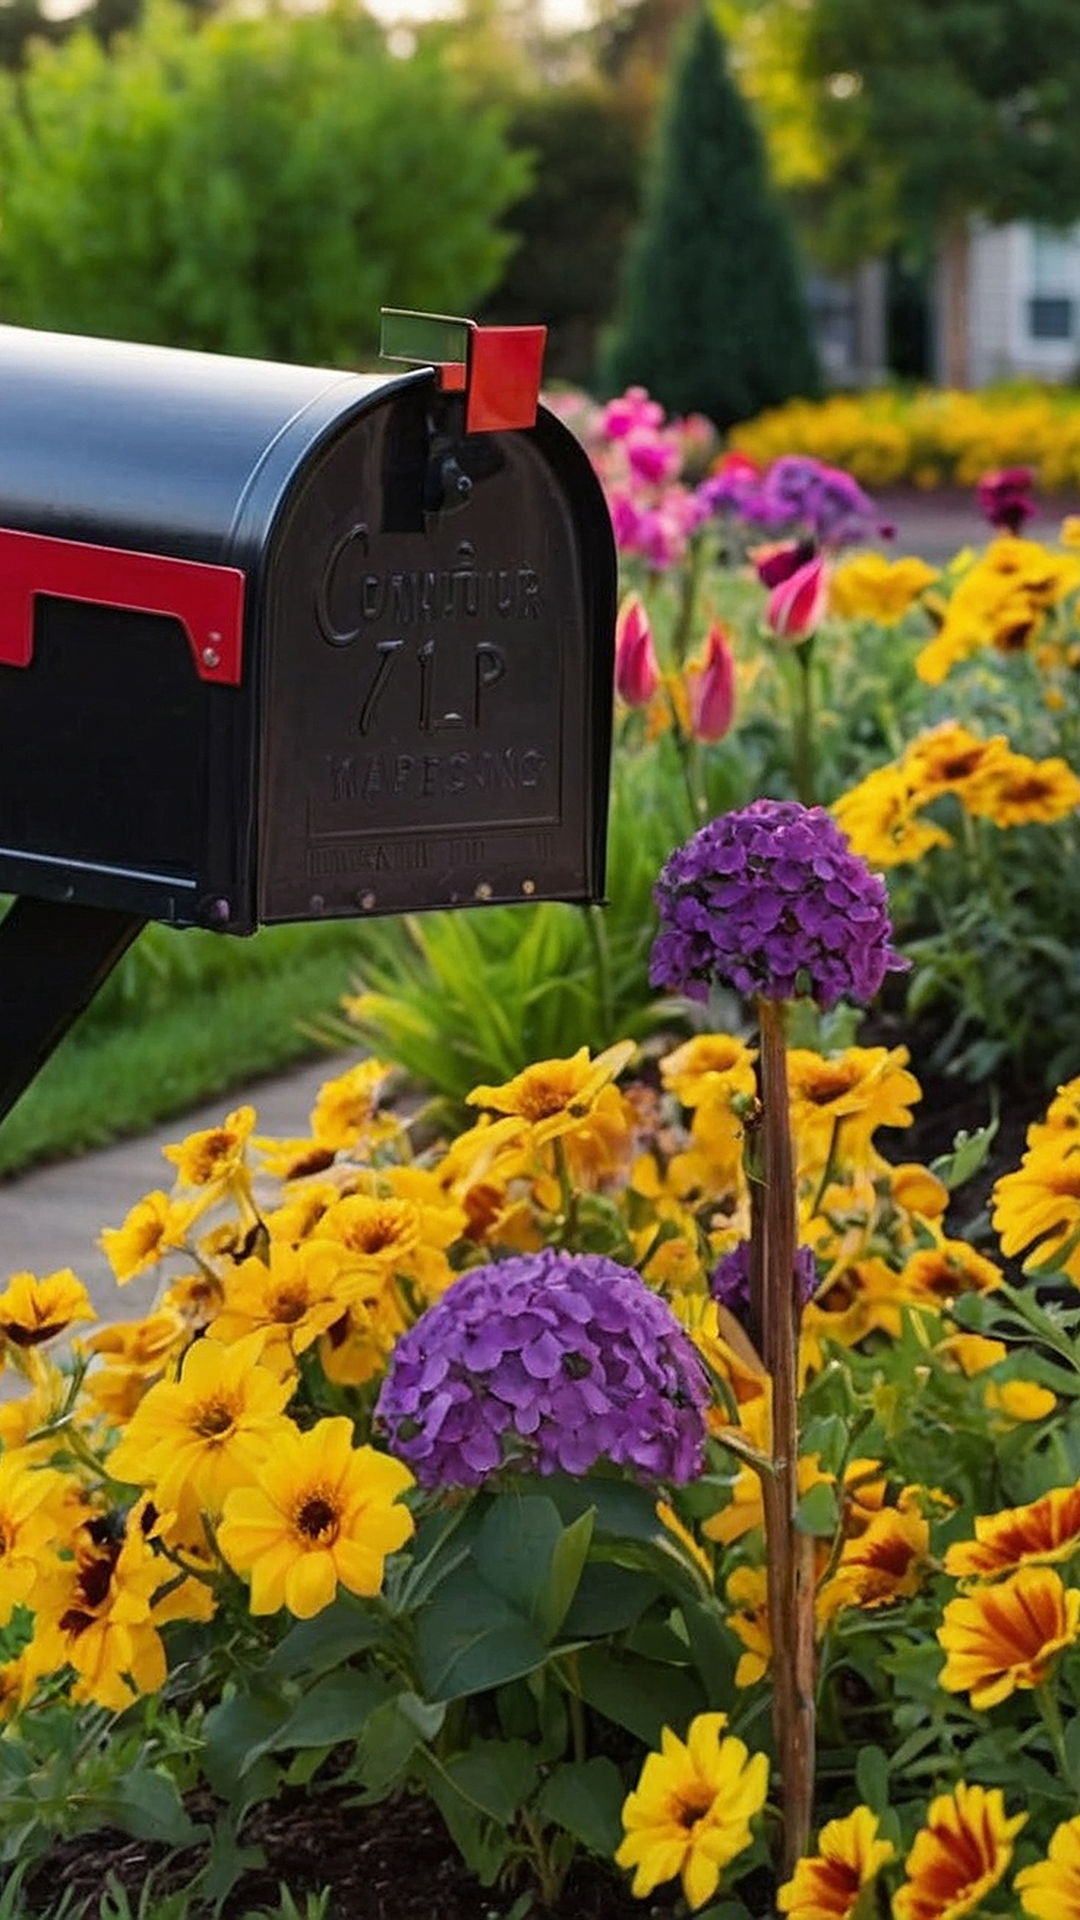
[{"xmin": 1028, "ymin": 227, "xmax": 1078, "ymax": 340}]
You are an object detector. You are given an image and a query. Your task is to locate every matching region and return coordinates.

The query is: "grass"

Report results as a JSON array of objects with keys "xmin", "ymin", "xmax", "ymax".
[{"xmin": 0, "ymin": 921, "xmax": 389, "ymax": 1179}]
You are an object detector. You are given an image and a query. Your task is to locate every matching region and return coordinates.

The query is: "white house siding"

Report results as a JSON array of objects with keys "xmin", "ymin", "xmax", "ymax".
[{"xmin": 941, "ymin": 220, "xmax": 1080, "ymax": 386}]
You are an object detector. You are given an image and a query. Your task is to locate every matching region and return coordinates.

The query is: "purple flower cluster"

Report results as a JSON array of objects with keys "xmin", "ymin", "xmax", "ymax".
[
  {"xmin": 649, "ymin": 799, "xmax": 907, "ymax": 1010},
  {"xmin": 976, "ymin": 465, "xmax": 1037, "ymax": 535},
  {"xmin": 374, "ymin": 1249, "xmax": 709, "ymax": 1489},
  {"xmin": 700, "ymin": 454, "xmax": 886, "ymax": 549},
  {"xmin": 710, "ymin": 1239, "xmax": 818, "ymax": 1317}
]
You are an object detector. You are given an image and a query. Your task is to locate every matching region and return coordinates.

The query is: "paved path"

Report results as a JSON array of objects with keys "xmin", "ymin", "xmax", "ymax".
[
  {"xmin": 870, "ymin": 487, "xmax": 1079, "ymax": 563},
  {"xmin": 0, "ymin": 1050, "xmax": 354, "ymax": 1326}
]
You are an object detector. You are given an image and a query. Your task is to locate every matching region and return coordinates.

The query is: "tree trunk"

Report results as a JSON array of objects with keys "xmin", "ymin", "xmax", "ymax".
[{"xmin": 940, "ymin": 221, "xmax": 971, "ymax": 388}]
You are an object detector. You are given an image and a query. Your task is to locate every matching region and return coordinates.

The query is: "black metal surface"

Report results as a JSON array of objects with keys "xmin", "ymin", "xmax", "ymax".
[
  {"xmin": 0, "ymin": 897, "xmax": 145, "ymax": 1126},
  {"xmin": 258, "ymin": 386, "xmax": 615, "ymax": 920},
  {"xmin": 0, "ymin": 325, "xmax": 616, "ymax": 935}
]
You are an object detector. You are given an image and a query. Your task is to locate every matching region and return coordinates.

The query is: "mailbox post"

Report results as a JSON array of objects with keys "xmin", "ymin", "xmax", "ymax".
[{"xmin": 0, "ymin": 312, "xmax": 616, "ymax": 1127}]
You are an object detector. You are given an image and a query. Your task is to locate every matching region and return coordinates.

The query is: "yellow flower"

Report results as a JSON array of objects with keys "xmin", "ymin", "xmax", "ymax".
[
  {"xmin": 207, "ymin": 1242, "xmax": 358, "ymax": 1365},
  {"xmin": 1061, "ymin": 515, "xmax": 1080, "ymax": 550},
  {"xmin": 896, "ymin": 1240, "xmax": 1002, "ymax": 1307},
  {"xmin": 217, "ymin": 1416, "xmax": 414, "ymax": 1617},
  {"xmin": 777, "ymin": 1805, "xmax": 896, "ymax": 1919},
  {"xmin": 829, "ymin": 550, "xmax": 938, "ymax": 623},
  {"xmin": 787, "ymin": 1046, "xmax": 920, "ymax": 1167},
  {"xmin": 80, "ymin": 1310, "xmax": 187, "ymax": 1422},
  {"xmin": 944, "ymin": 1483, "xmax": 1080, "ymax": 1581},
  {"xmin": 1015, "ymin": 1812, "xmax": 1080, "ymax": 1918},
  {"xmin": 937, "ymin": 1564, "xmax": 1080, "ymax": 1708},
  {"xmin": 965, "ymin": 750, "xmax": 1080, "ymax": 828},
  {"xmin": 659, "ymin": 1033, "xmax": 758, "ymax": 1108},
  {"xmin": 817, "ymin": 1505, "xmax": 929, "ymax": 1627},
  {"xmin": 162, "ymin": 1104, "xmax": 256, "ymax": 1196},
  {"xmin": 308, "ymin": 1058, "xmax": 394, "ymax": 1152},
  {"xmin": 0, "ymin": 1268, "xmax": 95, "ymax": 1347},
  {"xmin": 614, "ymin": 1711, "xmax": 769, "ymax": 1911},
  {"xmin": 724, "ymin": 1563, "xmax": 770, "ymax": 1685},
  {"xmin": 99, "ymin": 1190, "xmax": 196, "ymax": 1281},
  {"xmin": 893, "ymin": 1782, "xmax": 1025, "ymax": 1920},
  {"xmin": 106, "ymin": 1330, "xmax": 295, "ymax": 1524},
  {"xmin": 984, "ymin": 1378, "xmax": 1056, "ymax": 1425},
  {"xmin": 466, "ymin": 1040, "xmax": 636, "ymax": 1153},
  {"xmin": 902, "ymin": 721, "xmax": 1012, "ymax": 808},
  {"xmin": 992, "ymin": 1139, "xmax": 1080, "ymax": 1281},
  {"xmin": 26, "ymin": 1512, "xmax": 167, "ymax": 1713},
  {"xmin": 833, "ymin": 764, "xmax": 952, "ymax": 869},
  {"xmin": 0, "ymin": 1452, "xmax": 72, "ymax": 1624}
]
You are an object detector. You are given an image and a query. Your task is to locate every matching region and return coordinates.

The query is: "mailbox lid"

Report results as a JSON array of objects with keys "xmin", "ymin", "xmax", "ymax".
[{"xmin": 257, "ymin": 378, "xmax": 616, "ymax": 920}]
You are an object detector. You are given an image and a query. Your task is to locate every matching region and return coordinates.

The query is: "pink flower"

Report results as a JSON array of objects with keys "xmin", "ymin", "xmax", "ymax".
[
  {"xmin": 615, "ymin": 594, "xmax": 660, "ymax": 706},
  {"xmin": 767, "ymin": 554, "xmax": 828, "ymax": 643},
  {"xmin": 754, "ymin": 539, "xmax": 813, "ymax": 589},
  {"xmin": 603, "ymin": 386, "xmax": 665, "ymax": 441},
  {"xmin": 609, "ymin": 489, "xmax": 646, "ymax": 554},
  {"xmin": 688, "ymin": 622, "xmax": 735, "ymax": 741},
  {"xmin": 626, "ymin": 429, "xmax": 682, "ymax": 487}
]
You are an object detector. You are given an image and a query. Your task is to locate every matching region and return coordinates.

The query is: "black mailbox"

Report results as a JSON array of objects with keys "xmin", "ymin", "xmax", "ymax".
[
  {"xmin": 0, "ymin": 314, "xmax": 616, "ymax": 1125},
  {"xmin": 0, "ymin": 316, "xmax": 615, "ymax": 932}
]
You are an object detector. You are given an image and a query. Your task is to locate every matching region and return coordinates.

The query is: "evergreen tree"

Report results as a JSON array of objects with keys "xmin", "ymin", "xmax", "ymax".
[{"xmin": 602, "ymin": 5, "xmax": 820, "ymax": 428}]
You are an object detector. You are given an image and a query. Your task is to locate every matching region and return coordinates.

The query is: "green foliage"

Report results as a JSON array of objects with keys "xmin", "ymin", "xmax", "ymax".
[
  {"xmin": 800, "ymin": 0, "xmax": 1080, "ymax": 262},
  {"xmin": 480, "ymin": 80, "xmax": 644, "ymax": 388},
  {"xmin": 0, "ymin": 0, "xmax": 529, "ymax": 363},
  {"xmin": 602, "ymin": 6, "xmax": 820, "ymax": 428}
]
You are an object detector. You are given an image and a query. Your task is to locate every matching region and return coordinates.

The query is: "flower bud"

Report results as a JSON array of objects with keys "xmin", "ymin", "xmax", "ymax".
[
  {"xmin": 688, "ymin": 621, "xmax": 736, "ymax": 741},
  {"xmin": 614, "ymin": 594, "xmax": 660, "ymax": 706},
  {"xmin": 767, "ymin": 553, "xmax": 828, "ymax": 643}
]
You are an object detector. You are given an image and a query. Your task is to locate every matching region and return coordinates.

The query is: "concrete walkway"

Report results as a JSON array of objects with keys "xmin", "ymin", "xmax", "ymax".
[{"xmin": 0, "ymin": 1050, "xmax": 355, "ymax": 1326}]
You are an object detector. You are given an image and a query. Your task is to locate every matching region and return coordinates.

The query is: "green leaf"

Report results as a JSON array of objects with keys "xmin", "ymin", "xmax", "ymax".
[
  {"xmin": 438, "ymin": 1738, "xmax": 538, "ymax": 1825},
  {"xmin": 259, "ymin": 1669, "xmax": 392, "ymax": 1757},
  {"xmin": 263, "ymin": 1596, "xmax": 388, "ymax": 1680},
  {"xmin": 415, "ymin": 1562, "xmax": 550, "ymax": 1701},
  {"xmin": 534, "ymin": 1757, "xmax": 626, "ymax": 1855},
  {"xmin": 574, "ymin": 1645, "xmax": 705, "ymax": 1746},
  {"xmin": 472, "ymin": 1495, "xmax": 590, "ymax": 1642},
  {"xmin": 95, "ymin": 1768, "xmax": 203, "ymax": 1848},
  {"xmin": 352, "ymin": 1691, "xmax": 446, "ymax": 1798},
  {"xmin": 561, "ymin": 1563, "xmax": 659, "ymax": 1638},
  {"xmin": 929, "ymin": 1120, "xmax": 998, "ymax": 1191},
  {"xmin": 854, "ymin": 1745, "xmax": 890, "ymax": 1813},
  {"xmin": 796, "ymin": 1481, "xmax": 840, "ymax": 1536},
  {"xmin": 201, "ymin": 1688, "xmax": 290, "ymax": 1802}
]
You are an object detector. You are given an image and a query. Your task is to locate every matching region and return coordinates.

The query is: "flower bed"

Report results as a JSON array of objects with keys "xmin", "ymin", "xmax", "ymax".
[{"xmin": 11, "ymin": 390, "xmax": 1080, "ymax": 1920}]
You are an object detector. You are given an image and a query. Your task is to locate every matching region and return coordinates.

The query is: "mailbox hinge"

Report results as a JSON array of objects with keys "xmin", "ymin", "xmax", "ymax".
[
  {"xmin": 0, "ymin": 527, "xmax": 245, "ymax": 685},
  {"xmin": 380, "ymin": 309, "xmax": 547, "ymax": 434}
]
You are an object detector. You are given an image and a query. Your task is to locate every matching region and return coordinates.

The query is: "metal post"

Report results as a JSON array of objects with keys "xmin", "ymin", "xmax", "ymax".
[{"xmin": 0, "ymin": 897, "xmax": 146, "ymax": 1128}]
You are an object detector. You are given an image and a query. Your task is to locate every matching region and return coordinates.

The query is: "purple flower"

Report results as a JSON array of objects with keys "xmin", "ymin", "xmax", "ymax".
[
  {"xmin": 649, "ymin": 799, "xmax": 907, "ymax": 1010},
  {"xmin": 976, "ymin": 465, "xmax": 1036, "ymax": 535},
  {"xmin": 710, "ymin": 1239, "xmax": 818, "ymax": 1318},
  {"xmin": 705, "ymin": 455, "xmax": 884, "ymax": 549},
  {"xmin": 374, "ymin": 1249, "xmax": 709, "ymax": 1490}
]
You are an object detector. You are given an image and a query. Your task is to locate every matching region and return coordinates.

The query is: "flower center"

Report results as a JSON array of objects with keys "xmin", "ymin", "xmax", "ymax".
[
  {"xmin": 295, "ymin": 1493, "xmax": 339, "ymax": 1544},
  {"xmin": 193, "ymin": 1395, "xmax": 237, "ymax": 1438},
  {"xmin": 270, "ymin": 1287, "xmax": 309, "ymax": 1324},
  {"xmin": 671, "ymin": 1785, "xmax": 714, "ymax": 1831}
]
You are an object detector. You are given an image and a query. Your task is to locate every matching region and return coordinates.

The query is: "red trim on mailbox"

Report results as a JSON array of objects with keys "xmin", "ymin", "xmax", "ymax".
[
  {"xmin": 0, "ymin": 527, "xmax": 245, "ymax": 685},
  {"xmin": 465, "ymin": 325, "xmax": 547, "ymax": 435}
]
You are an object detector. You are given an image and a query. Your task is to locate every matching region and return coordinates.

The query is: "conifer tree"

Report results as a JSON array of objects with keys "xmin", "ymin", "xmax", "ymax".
[{"xmin": 603, "ymin": 5, "xmax": 820, "ymax": 428}]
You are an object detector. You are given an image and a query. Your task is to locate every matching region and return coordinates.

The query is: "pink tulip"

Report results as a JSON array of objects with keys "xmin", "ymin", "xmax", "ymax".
[
  {"xmin": 688, "ymin": 621, "xmax": 736, "ymax": 741},
  {"xmin": 767, "ymin": 554, "xmax": 829, "ymax": 642},
  {"xmin": 614, "ymin": 594, "xmax": 660, "ymax": 706}
]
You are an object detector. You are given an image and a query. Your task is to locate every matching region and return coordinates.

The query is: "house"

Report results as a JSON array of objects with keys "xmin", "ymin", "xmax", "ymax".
[{"xmin": 936, "ymin": 221, "xmax": 1080, "ymax": 388}]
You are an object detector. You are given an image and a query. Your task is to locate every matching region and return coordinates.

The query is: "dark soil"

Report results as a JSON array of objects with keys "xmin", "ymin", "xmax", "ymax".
[{"xmin": 32, "ymin": 1787, "xmax": 685, "ymax": 1920}]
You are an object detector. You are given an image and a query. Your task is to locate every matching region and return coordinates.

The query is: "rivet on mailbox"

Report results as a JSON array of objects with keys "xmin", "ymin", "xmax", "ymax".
[{"xmin": 0, "ymin": 313, "xmax": 617, "ymax": 1124}]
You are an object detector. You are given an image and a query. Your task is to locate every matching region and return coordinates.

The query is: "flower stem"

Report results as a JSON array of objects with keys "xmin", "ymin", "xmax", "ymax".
[
  {"xmin": 791, "ymin": 638, "xmax": 817, "ymax": 807},
  {"xmin": 755, "ymin": 996, "xmax": 816, "ymax": 1877}
]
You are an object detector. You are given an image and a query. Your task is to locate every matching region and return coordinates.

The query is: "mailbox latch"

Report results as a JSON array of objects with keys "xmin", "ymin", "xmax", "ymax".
[{"xmin": 380, "ymin": 309, "xmax": 546, "ymax": 435}]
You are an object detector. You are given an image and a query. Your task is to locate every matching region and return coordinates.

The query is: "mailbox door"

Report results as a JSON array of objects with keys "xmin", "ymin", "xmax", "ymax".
[{"xmin": 256, "ymin": 380, "xmax": 614, "ymax": 921}]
